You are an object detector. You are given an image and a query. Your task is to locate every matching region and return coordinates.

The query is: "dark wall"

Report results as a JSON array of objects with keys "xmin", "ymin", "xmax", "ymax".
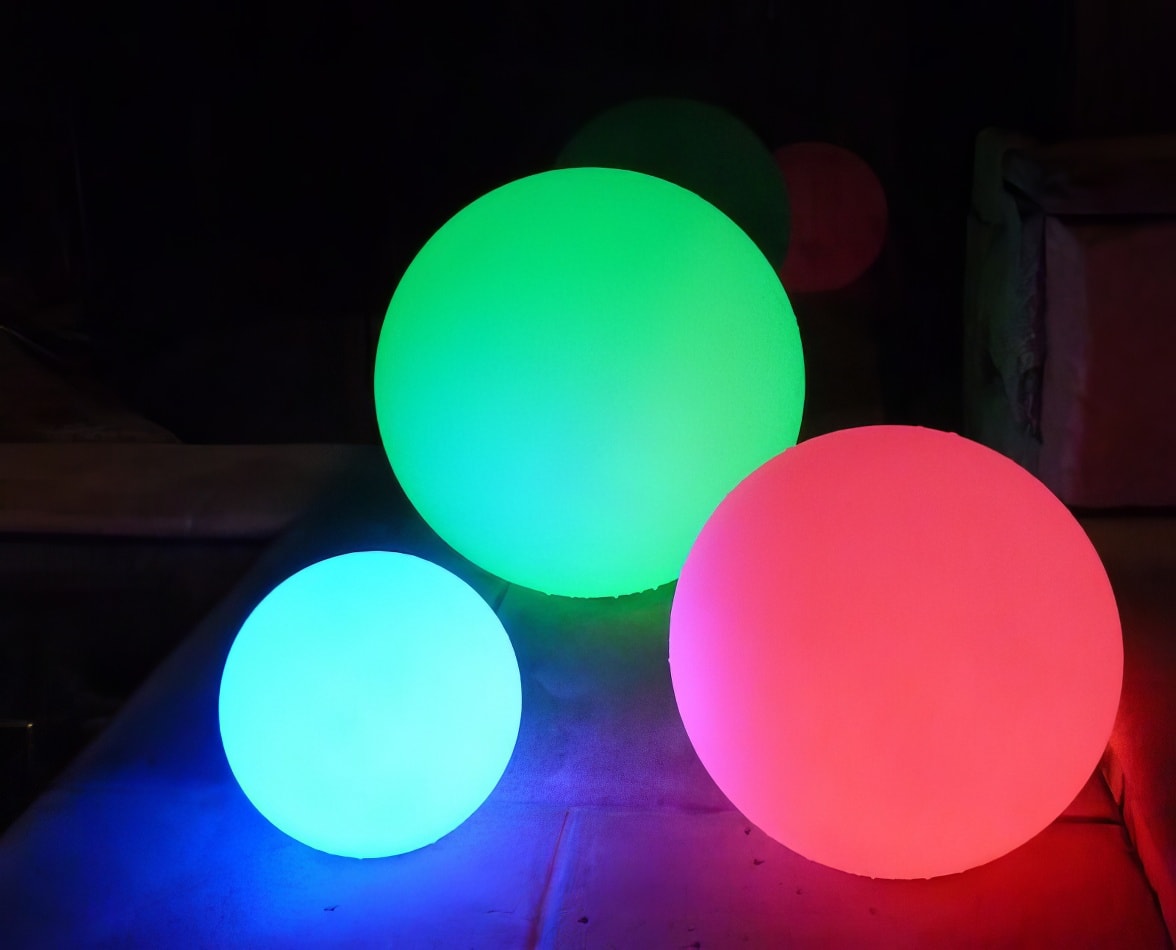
[
  {"xmin": 1071, "ymin": 0, "xmax": 1176, "ymax": 136},
  {"xmin": 4, "ymin": 1, "xmax": 1169, "ymax": 436}
]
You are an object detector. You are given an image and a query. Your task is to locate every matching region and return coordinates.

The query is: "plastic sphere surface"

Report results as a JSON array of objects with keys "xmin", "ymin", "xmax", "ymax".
[
  {"xmin": 774, "ymin": 142, "xmax": 888, "ymax": 293},
  {"xmin": 557, "ymin": 97, "xmax": 790, "ymax": 267},
  {"xmin": 375, "ymin": 167, "xmax": 804, "ymax": 598},
  {"xmin": 219, "ymin": 552, "xmax": 522, "ymax": 858},
  {"xmin": 669, "ymin": 426, "xmax": 1122, "ymax": 879}
]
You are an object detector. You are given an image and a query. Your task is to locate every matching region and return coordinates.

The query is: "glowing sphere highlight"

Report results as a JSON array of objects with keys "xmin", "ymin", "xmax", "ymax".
[
  {"xmin": 557, "ymin": 98, "xmax": 790, "ymax": 267},
  {"xmin": 375, "ymin": 167, "xmax": 804, "ymax": 598},
  {"xmin": 774, "ymin": 142, "xmax": 888, "ymax": 293},
  {"xmin": 219, "ymin": 552, "xmax": 522, "ymax": 858},
  {"xmin": 670, "ymin": 426, "xmax": 1122, "ymax": 879}
]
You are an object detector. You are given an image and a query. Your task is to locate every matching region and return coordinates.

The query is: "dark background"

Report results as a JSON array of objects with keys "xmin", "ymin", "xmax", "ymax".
[{"xmin": 1, "ymin": 0, "xmax": 1174, "ymax": 437}]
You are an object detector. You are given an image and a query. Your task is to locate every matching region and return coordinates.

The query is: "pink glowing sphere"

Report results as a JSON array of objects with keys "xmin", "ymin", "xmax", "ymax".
[
  {"xmin": 775, "ymin": 142, "xmax": 888, "ymax": 293},
  {"xmin": 670, "ymin": 426, "xmax": 1122, "ymax": 879}
]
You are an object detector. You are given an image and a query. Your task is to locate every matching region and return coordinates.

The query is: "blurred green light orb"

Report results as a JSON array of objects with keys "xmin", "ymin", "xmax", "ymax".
[
  {"xmin": 219, "ymin": 552, "xmax": 521, "ymax": 858},
  {"xmin": 557, "ymin": 97, "xmax": 790, "ymax": 267},
  {"xmin": 375, "ymin": 167, "xmax": 804, "ymax": 598}
]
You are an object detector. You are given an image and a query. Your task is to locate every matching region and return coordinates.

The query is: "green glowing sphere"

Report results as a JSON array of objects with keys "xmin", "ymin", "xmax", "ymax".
[
  {"xmin": 375, "ymin": 167, "xmax": 804, "ymax": 598},
  {"xmin": 219, "ymin": 552, "xmax": 522, "ymax": 858},
  {"xmin": 556, "ymin": 97, "xmax": 790, "ymax": 267}
]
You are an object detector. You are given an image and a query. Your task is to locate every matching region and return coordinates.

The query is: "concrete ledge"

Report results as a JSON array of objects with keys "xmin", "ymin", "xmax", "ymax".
[{"xmin": 0, "ymin": 443, "xmax": 384, "ymax": 540}]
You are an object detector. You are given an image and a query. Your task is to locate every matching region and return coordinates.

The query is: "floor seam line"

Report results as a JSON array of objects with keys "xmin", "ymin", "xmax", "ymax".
[{"xmin": 527, "ymin": 807, "xmax": 574, "ymax": 950}]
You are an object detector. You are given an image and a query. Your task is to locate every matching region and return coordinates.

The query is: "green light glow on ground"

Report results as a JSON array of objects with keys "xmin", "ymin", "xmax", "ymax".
[{"xmin": 375, "ymin": 167, "xmax": 804, "ymax": 598}]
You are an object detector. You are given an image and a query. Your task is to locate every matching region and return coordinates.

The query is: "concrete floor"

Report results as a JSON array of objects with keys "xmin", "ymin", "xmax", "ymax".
[{"xmin": 0, "ymin": 458, "xmax": 1170, "ymax": 948}]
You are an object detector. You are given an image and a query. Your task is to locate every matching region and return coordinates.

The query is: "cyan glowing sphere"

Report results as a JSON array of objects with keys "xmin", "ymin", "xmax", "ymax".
[
  {"xmin": 219, "ymin": 552, "xmax": 522, "ymax": 858},
  {"xmin": 375, "ymin": 167, "xmax": 804, "ymax": 598},
  {"xmin": 670, "ymin": 426, "xmax": 1122, "ymax": 879}
]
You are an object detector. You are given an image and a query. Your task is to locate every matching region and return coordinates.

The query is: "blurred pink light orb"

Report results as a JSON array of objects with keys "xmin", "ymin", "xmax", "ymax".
[{"xmin": 775, "ymin": 142, "xmax": 888, "ymax": 293}]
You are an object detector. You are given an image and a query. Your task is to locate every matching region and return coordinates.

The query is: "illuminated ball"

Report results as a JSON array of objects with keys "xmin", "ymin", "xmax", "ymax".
[
  {"xmin": 375, "ymin": 167, "xmax": 804, "ymax": 598},
  {"xmin": 557, "ymin": 97, "xmax": 790, "ymax": 266},
  {"xmin": 774, "ymin": 142, "xmax": 888, "ymax": 293},
  {"xmin": 670, "ymin": 426, "xmax": 1122, "ymax": 879},
  {"xmin": 218, "ymin": 552, "xmax": 522, "ymax": 858}
]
